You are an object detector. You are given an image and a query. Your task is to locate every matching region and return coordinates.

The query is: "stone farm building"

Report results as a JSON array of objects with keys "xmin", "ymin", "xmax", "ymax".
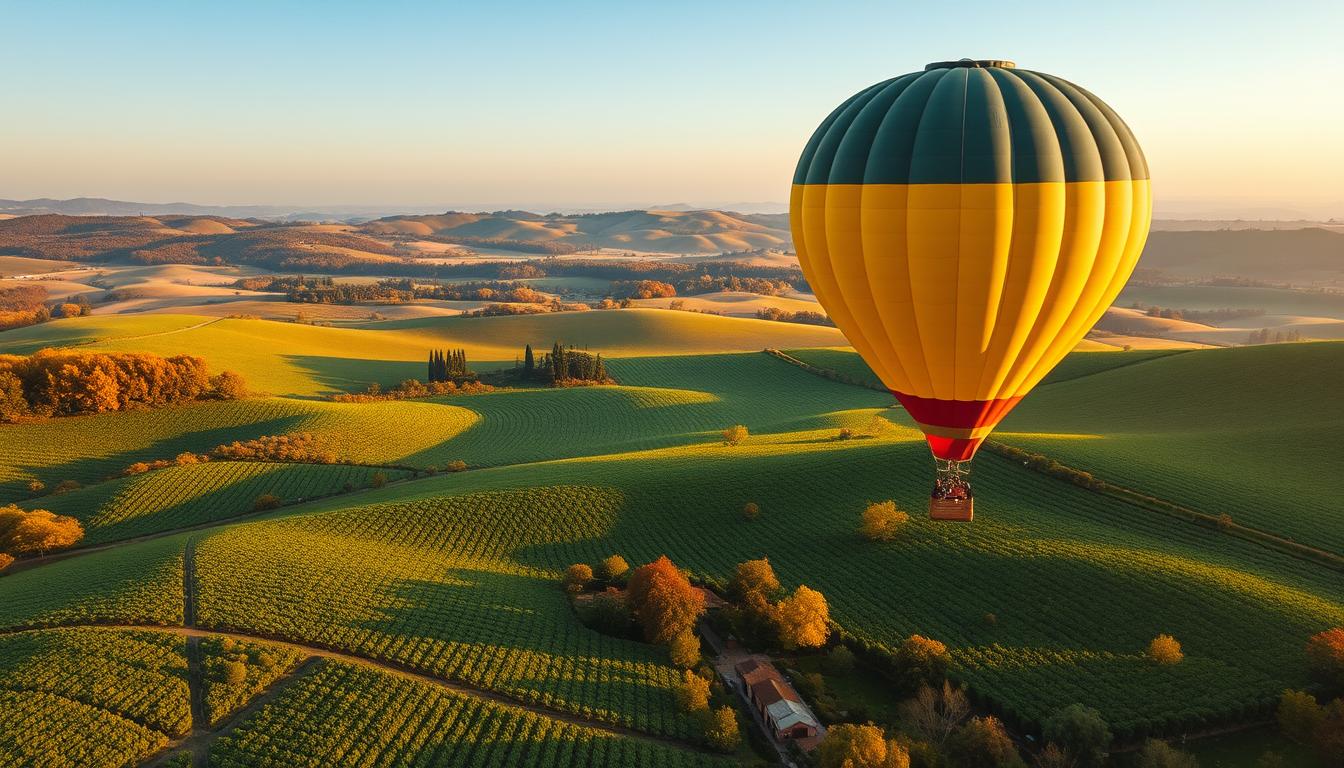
[{"xmin": 735, "ymin": 658, "xmax": 820, "ymax": 741}]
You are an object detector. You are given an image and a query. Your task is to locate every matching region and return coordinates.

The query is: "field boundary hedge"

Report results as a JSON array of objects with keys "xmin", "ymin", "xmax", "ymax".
[{"xmin": 763, "ymin": 348, "xmax": 887, "ymax": 392}]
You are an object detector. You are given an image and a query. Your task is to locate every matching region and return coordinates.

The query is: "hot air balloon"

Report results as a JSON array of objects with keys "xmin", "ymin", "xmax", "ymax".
[{"xmin": 791, "ymin": 59, "xmax": 1150, "ymax": 521}]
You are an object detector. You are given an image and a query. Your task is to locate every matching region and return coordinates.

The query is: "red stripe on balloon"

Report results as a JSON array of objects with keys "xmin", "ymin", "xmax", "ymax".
[{"xmin": 891, "ymin": 391, "xmax": 1024, "ymax": 461}]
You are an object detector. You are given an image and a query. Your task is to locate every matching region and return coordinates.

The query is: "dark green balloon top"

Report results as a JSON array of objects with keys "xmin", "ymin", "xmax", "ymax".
[{"xmin": 795, "ymin": 61, "xmax": 1148, "ymax": 186}]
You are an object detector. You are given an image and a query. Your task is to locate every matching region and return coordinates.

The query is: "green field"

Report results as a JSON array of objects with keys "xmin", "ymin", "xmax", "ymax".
[
  {"xmin": 22, "ymin": 461, "xmax": 411, "ymax": 545},
  {"xmin": 1, "ymin": 309, "xmax": 1341, "ymax": 765},
  {"xmin": 0, "ymin": 397, "xmax": 474, "ymax": 503},
  {"xmin": 0, "ymin": 310, "xmax": 849, "ymax": 396}
]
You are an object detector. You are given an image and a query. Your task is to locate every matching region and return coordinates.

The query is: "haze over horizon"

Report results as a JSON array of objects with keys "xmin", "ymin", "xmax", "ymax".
[{"xmin": 3, "ymin": 0, "xmax": 1341, "ymax": 219}]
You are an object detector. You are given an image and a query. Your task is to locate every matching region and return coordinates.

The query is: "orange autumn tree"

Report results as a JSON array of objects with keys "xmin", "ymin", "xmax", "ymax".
[
  {"xmin": 626, "ymin": 555, "xmax": 704, "ymax": 645},
  {"xmin": 0, "ymin": 504, "xmax": 84, "ymax": 557},
  {"xmin": 1307, "ymin": 628, "xmax": 1344, "ymax": 687}
]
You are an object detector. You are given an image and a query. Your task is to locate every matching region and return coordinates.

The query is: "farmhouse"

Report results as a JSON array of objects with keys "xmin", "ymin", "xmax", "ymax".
[{"xmin": 734, "ymin": 658, "xmax": 820, "ymax": 741}]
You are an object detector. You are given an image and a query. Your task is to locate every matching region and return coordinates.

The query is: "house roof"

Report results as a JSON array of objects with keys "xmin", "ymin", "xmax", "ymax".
[
  {"xmin": 766, "ymin": 698, "xmax": 819, "ymax": 731},
  {"xmin": 736, "ymin": 658, "xmax": 782, "ymax": 686},
  {"xmin": 750, "ymin": 678, "xmax": 797, "ymax": 708}
]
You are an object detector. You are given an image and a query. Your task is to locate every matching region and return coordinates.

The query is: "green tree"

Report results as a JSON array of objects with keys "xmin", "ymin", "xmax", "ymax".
[
  {"xmin": 524, "ymin": 344, "xmax": 535, "ymax": 373},
  {"xmin": 1133, "ymin": 739, "xmax": 1198, "ymax": 768},
  {"xmin": 701, "ymin": 705, "xmax": 741, "ymax": 753},
  {"xmin": 1042, "ymin": 704, "xmax": 1111, "ymax": 768}
]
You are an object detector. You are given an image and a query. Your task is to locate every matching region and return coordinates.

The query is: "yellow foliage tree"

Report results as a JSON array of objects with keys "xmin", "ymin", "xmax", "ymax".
[
  {"xmin": 818, "ymin": 723, "xmax": 910, "ymax": 768},
  {"xmin": 0, "ymin": 552, "xmax": 13, "ymax": 572},
  {"xmin": 597, "ymin": 554, "xmax": 629, "ymax": 582},
  {"xmin": 702, "ymin": 705, "xmax": 741, "ymax": 753},
  {"xmin": 675, "ymin": 669, "xmax": 710, "ymax": 712},
  {"xmin": 722, "ymin": 424, "xmax": 748, "ymax": 446},
  {"xmin": 0, "ymin": 505, "xmax": 84, "ymax": 556},
  {"xmin": 669, "ymin": 631, "xmax": 701, "ymax": 669},
  {"xmin": 1146, "ymin": 634, "xmax": 1184, "ymax": 665},
  {"xmin": 861, "ymin": 501, "xmax": 910, "ymax": 542},
  {"xmin": 563, "ymin": 563, "xmax": 593, "ymax": 594},
  {"xmin": 729, "ymin": 557, "xmax": 780, "ymax": 601},
  {"xmin": 777, "ymin": 585, "xmax": 830, "ymax": 650},
  {"xmin": 626, "ymin": 555, "xmax": 704, "ymax": 645}
]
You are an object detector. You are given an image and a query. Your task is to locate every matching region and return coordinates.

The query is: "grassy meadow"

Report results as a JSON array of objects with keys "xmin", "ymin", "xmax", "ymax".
[{"xmin": 0, "ymin": 307, "xmax": 1340, "ymax": 766}]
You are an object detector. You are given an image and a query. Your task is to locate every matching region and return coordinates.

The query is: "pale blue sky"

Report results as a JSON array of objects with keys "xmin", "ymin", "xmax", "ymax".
[{"xmin": 2, "ymin": 0, "xmax": 1340, "ymax": 216}]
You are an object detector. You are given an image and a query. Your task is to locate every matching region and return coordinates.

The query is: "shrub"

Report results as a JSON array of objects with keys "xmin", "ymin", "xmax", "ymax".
[
  {"xmin": 721, "ymin": 424, "xmax": 748, "ymax": 446},
  {"xmin": 837, "ymin": 428, "xmax": 855, "ymax": 440},
  {"xmin": 741, "ymin": 501, "xmax": 760, "ymax": 521},
  {"xmin": 1042, "ymin": 704, "xmax": 1111, "ymax": 768},
  {"xmin": 1034, "ymin": 744, "xmax": 1073, "ymax": 768},
  {"xmin": 626, "ymin": 555, "xmax": 704, "ymax": 645},
  {"xmin": 825, "ymin": 645, "xmax": 856, "ymax": 675},
  {"xmin": 675, "ymin": 669, "xmax": 710, "ymax": 712},
  {"xmin": 701, "ymin": 705, "xmax": 741, "ymax": 753},
  {"xmin": 597, "ymin": 554, "xmax": 629, "ymax": 583},
  {"xmin": 944, "ymin": 716, "xmax": 1024, "ymax": 768},
  {"xmin": 222, "ymin": 660, "xmax": 248, "ymax": 685},
  {"xmin": 445, "ymin": 460, "xmax": 468, "ymax": 473},
  {"xmin": 1278, "ymin": 689, "xmax": 1324, "ymax": 743},
  {"xmin": 210, "ymin": 370, "xmax": 248, "ymax": 399},
  {"xmin": 26, "ymin": 480, "xmax": 45, "ymax": 496},
  {"xmin": 983, "ymin": 613, "xmax": 998, "ymax": 627},
  {"xmin": 861, "ymin": 501, "xmax": 910, "ymax": 542},
  {"xmin": 210, "ymin": 432, "xmax": 337, "ymax": 464},
  {"xmin": 563, "ymin": 563, "xmax": 593, "ymax": 594},
  {"xmin": 1147, "ymin": 634, "xmax": 1184, "ymax": 665},
  {"xmin": 0, "ymin": 552, "xmax": 14, "ymax": 572},
  {"xmin": 371, "ymin": 471, "xmax": 387, "ymax": 489},
  {"xmin": 1306, "ymin": 628, "xmax": 1344, "ymax": 687},
  {"xmin": 53, "ymin": 479, "xmax": 82, "ymax": 495},
  {"xmin": 1133, "ymin": 739, "xmax": 1198, "ymax": 768},
  {"xmin": 1318, "ymin": 699, "xmax": 1344, "ymax": 765},
  {"xmin": 252, "ymin": 494, "xmax": 282, "ymax": 512},
  {"xmin": 669, "ymin": 632, "xmax": 700, "ymax": 669},
  {"xmin": 174, "ymin": 452, "xmax": 200, "ymax": 466}
]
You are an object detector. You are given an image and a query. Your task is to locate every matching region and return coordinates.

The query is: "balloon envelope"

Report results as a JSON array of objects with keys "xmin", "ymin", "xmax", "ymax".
[{"xmin": 791, "ymin": 60, "xmax": 1150, "ymax": 461}]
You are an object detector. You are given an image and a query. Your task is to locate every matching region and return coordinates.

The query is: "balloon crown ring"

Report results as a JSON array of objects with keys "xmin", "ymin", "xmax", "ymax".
[{"xmin": 925, "ymin": 58, "xmax": 1016, "ymax": 70}]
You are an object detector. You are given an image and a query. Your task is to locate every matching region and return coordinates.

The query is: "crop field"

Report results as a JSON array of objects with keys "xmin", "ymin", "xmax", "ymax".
[
  {"xmin": 25, "ymin": 461, "xmax": 413, "ymax": 545},
  {"xmin": 209, "ymin": 659, "xmax": 731, "ymax": 768},
  {"xmin": 272, "ymin": 419, "xmax": 1344, "ymax": 737},
  {"xmin": 0, "ymin": 627, "xmax": 189, "ymax": 767},
  {"xmin": 200, "ymin": 635, "xmax": 306, "ymax": 726},
  {"xmin": 782, "ymin": 346, "xmax": 1185, "ymax": 390},
  {"xmin": 2, "ymin": 310, "xmax": 1341, "ymax": 763},
  {"xmin": 1001, "ymin": 342, "xmax": 1344, "ymax": 554},
  {"xmin": 0, "ymin": 535, "xmax": 184, "ymax": 629},
  {"xmin": 0, "ymin": 397, "xmax": 475, "ymax": 502},
  {"xmin": 192, "ymin": 486, "xmax": 697, "ymax": 739},
  {"xmin": 415, "ymin": 353, "xmax": 889, "ymax": 468}
]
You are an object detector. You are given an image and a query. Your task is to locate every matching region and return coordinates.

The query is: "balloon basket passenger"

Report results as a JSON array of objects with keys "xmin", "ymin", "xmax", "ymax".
[{"xmin": 929, "ymin": 459, "xmax": 973, "ymax": 521}]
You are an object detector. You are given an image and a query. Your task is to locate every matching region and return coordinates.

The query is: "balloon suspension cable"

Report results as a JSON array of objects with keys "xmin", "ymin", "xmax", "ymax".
[{"xmin": 931, "ymin": 457, "xmax": 973, "ymax": 501}]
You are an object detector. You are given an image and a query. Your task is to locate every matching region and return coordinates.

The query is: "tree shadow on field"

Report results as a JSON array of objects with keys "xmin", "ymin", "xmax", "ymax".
[
  {"xmin": 356, "ymin": 568, "xmax": 675, "ymax": 714},
  {"xmin": 281, "ymin": 354, "xmax": 424, "ymax": 397},
  {"xmin": 0, "ymin": 412, "xmax": 311, "ymax": 505}
]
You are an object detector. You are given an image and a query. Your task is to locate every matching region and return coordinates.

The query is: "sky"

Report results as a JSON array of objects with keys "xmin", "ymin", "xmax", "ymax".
[{"xmin": 2, "ymin": 0, "xmax": 1341, "ymax": 218}]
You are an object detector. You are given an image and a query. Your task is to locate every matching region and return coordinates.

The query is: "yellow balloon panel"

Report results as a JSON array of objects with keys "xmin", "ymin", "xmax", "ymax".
[{"xmin": 791, "ymin": 179, "xmax": 1151, "ymax": 403}]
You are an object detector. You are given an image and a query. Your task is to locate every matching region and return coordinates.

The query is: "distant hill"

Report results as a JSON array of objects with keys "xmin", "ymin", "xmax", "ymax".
[
  {"xmin": 1141, "ymin": 227, "xmax": 1344, "ymax": 283},
  {"xmin": 361, "ymin": 209, "xmax": 791, "ymax": 253}
]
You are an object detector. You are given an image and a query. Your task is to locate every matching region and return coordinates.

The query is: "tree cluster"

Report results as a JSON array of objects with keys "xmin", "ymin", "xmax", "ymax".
[
  {"xmin": 0, "ymin": 350, "xmax": 244, "ymax": 421},
  {"xmin": 722, "ymin": 557, "xmax": 831, "ymax": 651},
  {"xmin": 1276, "ymin": 688, "xmax": 1344, "ymax": 765},
  {"xmin": 1246, "ymin": 328, "xmax": 1304, "ymax": 344},
  {"xmin": 0, "ymin": 284, "xmax": 52, "ymax": 331},
  {"xmin": 329, "ymin": 379, "xmax": 493, "ymax": 403},
  {"xmin": 755, "ymin": 307, "xmax": 834, "ymax": 326},
  {"xmin": 0, "ymin": 504, "xmax": 84, "ymax": 563},
  {"xmin": 529, "ymin": 343, "xmax": 609, "ymax": 385},
  {"xmin": 428, "ymin": 349, "xmax": 472, "ymax": 383}
]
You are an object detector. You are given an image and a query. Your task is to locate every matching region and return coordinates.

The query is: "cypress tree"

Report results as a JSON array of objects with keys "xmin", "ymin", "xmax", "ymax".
[
  {"xmin": 595, "ymin": 354, "xmax": 605, "ymax": 382},
  {"xmin": 428, "ymin": 351, "xmax": 435, "ymax": 382},
  {"xmin": 524, "ymin": 344, "xmax": 534, "ymax": 373}
]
